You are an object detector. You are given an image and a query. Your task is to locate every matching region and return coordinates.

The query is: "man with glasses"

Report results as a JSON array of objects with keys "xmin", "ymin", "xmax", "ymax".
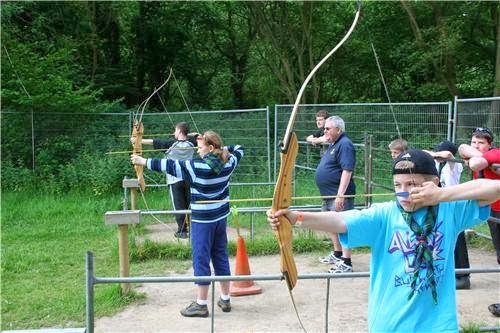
[{"xmin": 316, "ymin": 116, "xmax": 355, "ymax": 273}]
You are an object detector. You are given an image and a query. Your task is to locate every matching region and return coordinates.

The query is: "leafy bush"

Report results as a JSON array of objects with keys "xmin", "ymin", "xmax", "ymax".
[{"xmin": 0, "ymin": 161, "xmax": 37, "ymax": 192}]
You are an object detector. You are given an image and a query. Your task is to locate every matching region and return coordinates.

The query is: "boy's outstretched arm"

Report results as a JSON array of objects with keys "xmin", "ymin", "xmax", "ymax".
[
  {"xmin": 411, "ymin": 179, "xmax": 500, "ymax": 207},
  {"xmin": 267, "ymin": 209, "xmax": 347, "ymax": 233}
]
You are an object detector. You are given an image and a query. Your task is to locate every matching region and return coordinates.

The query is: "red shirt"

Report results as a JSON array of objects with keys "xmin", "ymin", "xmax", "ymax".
[{"xmin": 473, "ymin": 148, "xmax": 500, "ymax": 211}]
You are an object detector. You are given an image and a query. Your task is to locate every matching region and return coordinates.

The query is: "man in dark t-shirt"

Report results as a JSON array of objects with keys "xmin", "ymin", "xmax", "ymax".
[
  {"xmin": 306, "ymin": 110, "xmax": 329, "ymax": 157},
  {"xmin": 316, "ymin": 116, "xmax": 356, "ymax": 273}
]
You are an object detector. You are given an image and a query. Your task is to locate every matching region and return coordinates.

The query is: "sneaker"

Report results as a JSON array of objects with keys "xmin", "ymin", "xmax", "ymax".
[
  {"xmin": 217, "ymin": 298, "xmax": 231, "ymax": 312},
  {"xmin": 174, "ymin": 231, "xmax": 188, "ymax": 239},
  {"xmin": 328, "ymin": 262, "xmax": 353, "ymax": 274},
  {"xmin": 455, "ymin": 276, "xmax": 470, "ymax": 290},
  {"xmin": 488, "ymin": 303, "xmax": 500, "ymax": 317},
  {"xmin": 319, "ymin": 251, "xmax": 342, "ymax": 265},
  {"xmin": 180, "ymin": 301, "xmax": 209, "ymax": 318}
]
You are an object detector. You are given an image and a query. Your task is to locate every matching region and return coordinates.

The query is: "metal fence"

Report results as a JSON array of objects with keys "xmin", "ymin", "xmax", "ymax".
[
  {"xmin": 85, "ymin": 251, "xmax": 500, "ymax": 333},
  {"xmin": 1, "ymin": 108, "xmax": 272, "ymax": 184},
  {"xmin": 139, "ymin": 108, "xmax": 272, "ymax": 183},
  {"xmin": 4, "ymin": 98, "xmax": 499, "ymax": 193},
  {"xmin": 1, "ymin": 111, "xmax": 131, "ymax": 170},
  {"xmin": 275, "ymin": 102, "xmax": 452, "ymax": 192},
  {"xmin": 453, "ymin": 96, "xmax": 500, "ymax": 146}
]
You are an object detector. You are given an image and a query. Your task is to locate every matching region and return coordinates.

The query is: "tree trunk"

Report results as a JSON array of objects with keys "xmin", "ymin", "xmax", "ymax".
[
  {"xmin": 494, "ymin": 3, "xmax": 500, "ymax": 97},
  {"xmin": 89, "ymin": 1, "xmax": 98, "ymax": 82},
  {"xmin": 400, "ymin": 1, "xmax": 460, "ymax": 97}
]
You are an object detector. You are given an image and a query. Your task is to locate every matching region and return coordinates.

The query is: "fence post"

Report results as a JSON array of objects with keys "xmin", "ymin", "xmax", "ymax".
[
  {"xmin": 363, "ymin": 133, "xmax": 374, "ymax": 208},
  {"xmin": 447, "ymin": 100, "xmax": 454, "ymax": 142},
  {"xmin": 367, "ymin": 135, "xmax": 373, "ymax": 207},
  {"xmin": 452, "ymin": 96, "xmax": 458, "ymax": 143},
  {"xmin": 105, "ymin": 208, "xmax": 141, "ymax": 295},
  {"xmin": 86, "ymin": 251, "xmax": 95, "ymax": 333},
  {"xmin": 266, "ymin": 106, "xmax": 272, "ymax": 183}
]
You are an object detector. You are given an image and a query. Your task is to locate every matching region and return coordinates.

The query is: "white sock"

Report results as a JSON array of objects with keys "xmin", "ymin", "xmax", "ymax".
[
  {"xmin": 220, "ymin": 294, "xmax": 230, "ymax": 301},
  {"xmin": 196, "ymin": 299, "xmax": 208, "ymax": 305}
]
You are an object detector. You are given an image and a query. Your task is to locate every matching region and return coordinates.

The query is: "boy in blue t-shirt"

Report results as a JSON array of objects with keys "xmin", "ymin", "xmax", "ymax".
[{"xmin": 267, "ymin": 149, "xmax": 500, "ymax": 332}]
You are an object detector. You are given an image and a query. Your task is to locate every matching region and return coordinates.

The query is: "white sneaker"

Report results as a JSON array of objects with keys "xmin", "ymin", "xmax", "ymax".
[
  {"xmin": 328, "ymin": 262, "xmax": 352, "ymax": 274},
  {"xmin": 318, "ymin": 251, "xmax": 342, "ymax": 265}
]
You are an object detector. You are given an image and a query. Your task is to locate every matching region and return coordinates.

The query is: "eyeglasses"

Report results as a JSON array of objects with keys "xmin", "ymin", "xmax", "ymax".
[{"xmin": 472, "ymin": 127, "xmax": 493, "ymax": 137}]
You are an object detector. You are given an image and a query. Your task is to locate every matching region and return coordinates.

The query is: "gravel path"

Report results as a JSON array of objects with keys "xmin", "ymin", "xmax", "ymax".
[{"xmin": 95, "ymin": 225, "xmax": 500, "ymax": 333}]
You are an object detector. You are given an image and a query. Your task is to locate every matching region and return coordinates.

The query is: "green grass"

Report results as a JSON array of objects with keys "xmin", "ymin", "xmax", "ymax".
[{"xmin": 1, "ymin": 190, "xmax": 135, "ymax": 330}]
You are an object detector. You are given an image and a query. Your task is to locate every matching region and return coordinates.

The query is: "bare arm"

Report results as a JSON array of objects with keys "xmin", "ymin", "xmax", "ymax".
[
  {"xmin": 267, "ymin": 209, "xmax": 347, "ymax": 234},
  {"xmin": 335, "ymin": 170, "xmax": 353, "ymax": 211},
  {"xmin": 411, "ymin": 179, "xmax": 500, "ymax": 208},
  {"xmin": 458, "ymin": 144, "xmax": 482, "ymax": 159},
  {"xmin": 468, "ymin": 156, "xmax": 489, "ymax": 172},
  {"xmin": 306, "ymin": 135, "xmax": 326, "ymax": 145},
  {"xmin": 423, "ymin": 150, "xmax": 453, "ymax": 162}
]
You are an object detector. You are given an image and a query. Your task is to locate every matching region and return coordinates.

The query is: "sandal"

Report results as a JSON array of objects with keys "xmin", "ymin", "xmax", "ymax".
[{"xmin": 488, "ymin": 303, "xmax": 500, "ymax": 317}]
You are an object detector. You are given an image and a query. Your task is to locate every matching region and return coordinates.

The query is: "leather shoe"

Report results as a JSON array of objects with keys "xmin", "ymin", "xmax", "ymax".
[{"xmin": 455, "ymin": 276, "xmax": 470, "ymax": 290}]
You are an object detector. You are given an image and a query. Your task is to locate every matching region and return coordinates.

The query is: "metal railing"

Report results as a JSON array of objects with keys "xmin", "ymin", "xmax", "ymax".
[{"xmin": 85, "ymin": 251, "xmax": 500, "ymax": 333}]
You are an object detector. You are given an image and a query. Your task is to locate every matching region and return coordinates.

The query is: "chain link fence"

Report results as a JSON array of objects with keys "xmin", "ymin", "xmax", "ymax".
[
  {"xmin": 275, "ymin": 102, "xmax": 452, "ymax": 193},
  {"xmin": 3, "ymin": 99, "xmax": 498, "ymax": 196},
  {"xmin": 453, "ymin": 96, "xmax": 500, "ymax": 145}
]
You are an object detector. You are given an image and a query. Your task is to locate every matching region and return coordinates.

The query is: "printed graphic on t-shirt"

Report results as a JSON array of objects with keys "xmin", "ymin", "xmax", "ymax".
[{"xmin": 388, "ymin": 220, "xmax": 445, "ymax": 293}]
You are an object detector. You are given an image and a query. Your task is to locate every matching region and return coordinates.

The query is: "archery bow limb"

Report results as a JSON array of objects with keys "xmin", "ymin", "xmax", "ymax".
[
  {"xmin": 132, "ymin": 121, "xmax": 145, "ymax": 192},
  {"xmin": 130, "ymin": 70, "xmax": 174, "ymax": 193},
  {"xmin": 272, "ymin": 2, "xmax": 362, "ymax": 292},
  {"xmin": 272, "ymin": 132, "xmax": 299, "ymax": 289},
  {"xmin": 270, "ymin": 4, "xmax": 361, "ymax": 331}
]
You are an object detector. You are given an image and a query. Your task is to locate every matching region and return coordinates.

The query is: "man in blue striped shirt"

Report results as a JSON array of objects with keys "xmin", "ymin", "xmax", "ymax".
[{"xmin": 131, "ymin": 130, "xmax": 243, "ymax": 317}]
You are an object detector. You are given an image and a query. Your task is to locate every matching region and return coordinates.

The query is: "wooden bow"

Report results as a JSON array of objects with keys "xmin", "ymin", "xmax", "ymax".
[
  {"xmin": 131, "ymin": 70, "xmax": 174, "ymax": 192},
  {"xmin": 132, "ymin": 120, "xmax": 145, "ymax": 192},
  {"xmin": 272, "ymin": 0, "xmax": 361, "ymax": 292},
  {"xmin": 271, "ymin": 3, "xmax": 361, "ymax": 329}
]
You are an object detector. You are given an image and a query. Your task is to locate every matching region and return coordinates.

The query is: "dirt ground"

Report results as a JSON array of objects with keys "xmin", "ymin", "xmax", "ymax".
[{"xmin": 95, "ymin": 226, "xmax": 500, "ymax": 333}]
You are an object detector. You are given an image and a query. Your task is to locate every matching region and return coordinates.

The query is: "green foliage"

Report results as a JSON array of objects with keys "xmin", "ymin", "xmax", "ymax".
[
  {"xmin": 1, "ymin": 1, "xmax": 498, "ymax": 193},
  {"xmin": 0, "ymin": 161, "xmax": 37, "ymax": 192},
  {"xmin": 460, "ymin": 323, "xmax": 482, "ymax": 333}
]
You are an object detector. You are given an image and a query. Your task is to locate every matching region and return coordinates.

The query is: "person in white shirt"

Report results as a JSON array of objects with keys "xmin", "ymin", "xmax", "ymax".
[{"xmin": 425, "ymin": 140, "xmax": 470, "ymax": 289}]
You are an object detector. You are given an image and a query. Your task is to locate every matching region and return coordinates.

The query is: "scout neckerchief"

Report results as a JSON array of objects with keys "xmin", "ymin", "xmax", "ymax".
[
  {"xmin": 203, "ymin": 152, "xmax": 224, "ymax": 175},
  {"xmin": 398, "ymin": 204, "xmax": 439, "ymax": 305}
]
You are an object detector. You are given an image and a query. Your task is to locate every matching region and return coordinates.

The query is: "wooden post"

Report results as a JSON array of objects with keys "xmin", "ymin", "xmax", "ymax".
[
  {"xmin": 105, "ymin": 210, "xmax": 140, "ymax": 294},
  {"xmin": 118, "ymin": 224, "xmax": 130, "ymax": 293},
  {"xmin": 130, "ymin": 188, "xmax": 137, "ymax": 210},
  {"xmin": 123, "ymin": 178, "xmax": 140, "ymax": 211}
]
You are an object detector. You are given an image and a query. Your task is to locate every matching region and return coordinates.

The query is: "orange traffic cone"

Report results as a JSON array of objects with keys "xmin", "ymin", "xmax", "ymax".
[{"xmin": 230, "ymin": 235, "xmax": 262, "ymax": 296}]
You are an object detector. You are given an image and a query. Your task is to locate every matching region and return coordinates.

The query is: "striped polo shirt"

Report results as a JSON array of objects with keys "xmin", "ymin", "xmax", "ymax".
[{"xmin": 146, "ymin": 145, "xmax": 244, "ymax": 223}]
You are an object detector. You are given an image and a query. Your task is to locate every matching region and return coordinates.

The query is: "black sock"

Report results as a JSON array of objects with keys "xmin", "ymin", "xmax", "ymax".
[
  {"xmin": 341, "ymin": 257, "xmax": 352, "ymax": 266},
  {"xmin": 334, "ymin": 251, "xmax": 342, "ymax": 258}
]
